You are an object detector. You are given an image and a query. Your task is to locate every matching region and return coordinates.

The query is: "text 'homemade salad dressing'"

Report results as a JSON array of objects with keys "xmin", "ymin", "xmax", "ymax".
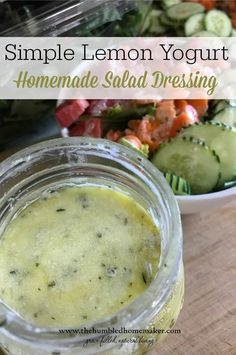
[{"xmin": 0, "ymin": 186, "xmax": 161, "ymax": 327}]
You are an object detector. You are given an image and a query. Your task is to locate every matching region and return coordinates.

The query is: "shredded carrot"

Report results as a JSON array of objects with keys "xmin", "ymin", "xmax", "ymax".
[
  {"xmin": 187, "ymin": 99, "xmax": 208, "ymax": 118},
  {"xmin": 175, "ymin": 100, "xmax": 188, "ymax": 116},
  {"xmin": 169, "ymin": 113, "xmax": 190, "ymax": 137},
  {"xmin": 231, "ymin": 13, "xmax": 236, "ymax": 28},
  {"xmin": 127, "ymin": 120, "xmax": 142, "ymax": 131},
  {"xmin": 126, "ymin": 117, "xmax": 159, "ymax": 152},
  {"xmin": 201, "ymin": 0, "xmax": 216, "ymax": 11},
  {"xmin": 124, "ymin": 99, "xmax": 202, "ymax": 153},
  {"xmin": 155, "ymin": 100, "xmax": 176, "ymax": 124}
]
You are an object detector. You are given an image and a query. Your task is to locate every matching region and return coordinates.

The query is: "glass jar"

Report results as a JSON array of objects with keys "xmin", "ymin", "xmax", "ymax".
[{"xmin": 0, "ymin": 137, "xmax": 184, "ymax": 355}]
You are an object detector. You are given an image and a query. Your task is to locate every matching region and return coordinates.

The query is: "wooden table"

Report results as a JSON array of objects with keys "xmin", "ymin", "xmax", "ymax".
[
  {"xmin": 0, "ymin": 150, "xmax": 235, "ymax": 355},
  {"xmin": 150, "ymin": 200, "xmax": 236, "ymax": 355}
]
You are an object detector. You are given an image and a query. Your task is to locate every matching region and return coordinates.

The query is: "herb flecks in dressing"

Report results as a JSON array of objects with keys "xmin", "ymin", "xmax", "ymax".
[{"xmin": 0, "ymin": 186, "xmax": 160, "ymax": 327}]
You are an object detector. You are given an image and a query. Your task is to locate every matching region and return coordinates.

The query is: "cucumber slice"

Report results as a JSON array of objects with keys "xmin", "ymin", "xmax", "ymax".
[
  {"xmin": 166, "ymin": 3, "xmax": 205, "ymax": 21},
  {"xmin": 163, "ymin": 172, "xmax": 191, "ymax": 195},
  {"xmin": 179, "ymin": 122, "xmax": 236, "ymax": 186},
  {"xmin": 185, "ymin": 13, "xmax": 205, "ymax": 36},
  {"xmin": 160, "ymin": 13, "xmax": 178, "ymax": 28},
  {"xmin": 152, "ymin": 136, "xmax": 220, "ymax": 194},
  {"xmin": 193, "ymin": 30, "xmax": 217, "ymax": 37},
  {"xmin": 145, "ymin": 9, "xmax": 168, "ymax": 35},
  {"xmin": 212, "ymin": 107, "xmax": 236, "ymax": 129},
  {"xmin": 161, "ymin": 0, "xmax": 181, "ymax": 9},
  {"xmin": 205, "ymin": 9, "xmax": 232, "ymax": 37}
]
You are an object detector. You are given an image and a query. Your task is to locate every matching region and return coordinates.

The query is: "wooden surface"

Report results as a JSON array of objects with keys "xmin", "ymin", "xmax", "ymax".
[
  {"xmin": 150, "ymin": 200, "xmax": 236, "ymax": 355},
  {"xmin": 0, "ymin": 150, "xmax": 235, "ymax": 354}
]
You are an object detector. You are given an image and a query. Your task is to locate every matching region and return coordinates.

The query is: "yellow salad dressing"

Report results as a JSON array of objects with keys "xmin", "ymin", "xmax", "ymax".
[{"xmin": 0, "ymin": 186, "xmax": 161, "ymax": 328}]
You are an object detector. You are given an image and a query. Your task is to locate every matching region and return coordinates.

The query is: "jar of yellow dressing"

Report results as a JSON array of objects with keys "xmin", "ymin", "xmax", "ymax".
[{"xmin": 0, "ymin": 138, "xmax": 184, "ymax": 355}]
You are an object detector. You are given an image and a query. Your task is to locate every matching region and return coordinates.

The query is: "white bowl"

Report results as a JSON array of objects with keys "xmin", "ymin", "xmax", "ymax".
[{"xmin": 176, "ymin": 186, "xmax": 236, "ymax": 214}]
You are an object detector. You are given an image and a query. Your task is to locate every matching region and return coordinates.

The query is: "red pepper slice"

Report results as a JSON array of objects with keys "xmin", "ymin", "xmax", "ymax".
[
  {"xmin": 69, "ymin": 118, "xmax": 102, "ymax": 138},
  {"xmin": 55, "ymin": 100, "xmax": 89, "ymax": 128}
]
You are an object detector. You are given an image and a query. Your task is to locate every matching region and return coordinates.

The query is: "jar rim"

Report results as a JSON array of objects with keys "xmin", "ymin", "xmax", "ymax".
[{"xmin": 0, "ymin": 137, "xmax": 182, "ymax": 347}]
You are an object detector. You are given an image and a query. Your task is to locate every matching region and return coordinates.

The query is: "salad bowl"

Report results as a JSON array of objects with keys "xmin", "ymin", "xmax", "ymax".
[
  {"xmin": 55, "ymin": 1, "xmax": 236, "ymax": 215},
  {"xmin": 56, "ymin": 97, "xmax": 236, "ymax": 215}
]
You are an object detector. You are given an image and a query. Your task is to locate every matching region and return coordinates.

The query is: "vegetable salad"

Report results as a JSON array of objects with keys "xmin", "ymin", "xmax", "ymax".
[{"xmin": 55, "ymin": 1, "xmax": 236, "ymax": 196}]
